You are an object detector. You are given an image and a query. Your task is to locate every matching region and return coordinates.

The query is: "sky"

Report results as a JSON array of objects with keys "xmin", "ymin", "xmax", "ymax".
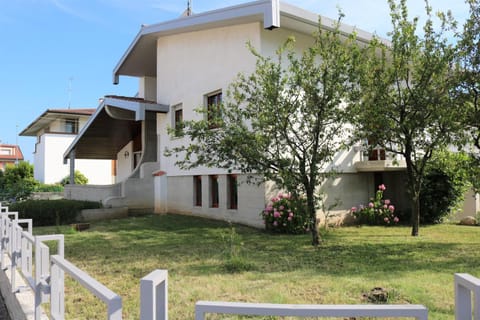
[{"xmin": 0, "ymin": 0, "xmax": 469, "ymax": 163}]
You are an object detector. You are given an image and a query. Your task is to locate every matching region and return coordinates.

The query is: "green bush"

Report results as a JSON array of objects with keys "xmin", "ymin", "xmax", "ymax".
[
  {"xmin": 10, "ymin": 199, "xmax": 102, "ymax": 227},
  {"xmin": 420, "ymin": 151, "xmax": 471, "ymax": 224},
  {"xmin": 60, "ymin": 170, "xmax": 88, "ymax": 186},
  {"xmin": 35, "ymin": 183, "xmax": 64, "ymax": 192},
  {"xmin": 0, "ymin": 161, "xmax": 38, "ymax": 202}
]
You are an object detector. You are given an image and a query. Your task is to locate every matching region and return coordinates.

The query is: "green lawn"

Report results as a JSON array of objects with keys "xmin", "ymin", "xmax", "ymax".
[{"xmin": 35, "ymin": 214, "xmax": 480, "ymax": 319}]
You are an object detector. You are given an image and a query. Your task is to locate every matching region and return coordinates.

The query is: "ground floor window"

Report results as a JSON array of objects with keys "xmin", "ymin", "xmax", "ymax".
[
  {"xmin": 194, "ymin": 175, "xmax": 202, "ymax": 206},
  {"xmin": 209, "ymin": 175, "xmax": 219, "ymax": 208},
  {"xmin": 227, "ymin": 174, "xmax": 238, "ymax": 210}
]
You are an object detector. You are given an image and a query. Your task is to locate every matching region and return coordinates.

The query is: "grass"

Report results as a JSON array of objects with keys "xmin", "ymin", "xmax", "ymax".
[{"xmin": 34, "ymin": 214, "xmax": 480, "ymax": 319}]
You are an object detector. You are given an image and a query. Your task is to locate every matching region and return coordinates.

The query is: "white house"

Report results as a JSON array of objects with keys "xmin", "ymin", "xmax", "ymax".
[
  {"xmin": 67, "ymin": 0, "xmax": 480, "ymax": 228},
  {"xmin": 20, "ymin": 109, "xmax": 114, "ymax": 185}
]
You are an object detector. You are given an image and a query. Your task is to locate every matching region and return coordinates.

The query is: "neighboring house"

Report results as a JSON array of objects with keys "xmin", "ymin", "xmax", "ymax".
[
  {"xmin": 0, "ymin": 144, "xmax": 24, "ymax": 170},
  {"xmin": 20, "ymin": 109, "xmax": 114, "ymax": 185},
  {"xmin": 62, "ymin": 0, "xmax": 475, "ymax": 226}
]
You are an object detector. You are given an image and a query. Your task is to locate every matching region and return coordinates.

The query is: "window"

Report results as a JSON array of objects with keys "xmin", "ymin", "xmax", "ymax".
[
  {"xmin": 207, "ymin": 91, "xmax": 222, "ymax": 129},
  {"xmin": 227, "ymin": 174, "xmax": 238, "ymax": 210},
  {"xmin": 194, "ymin": 175, "xmax": 202, "ymax": 207},
  {"xmin": 209, "ymin": 175, "xmax": 219, "ymax": 208},
  {"xmin": 65, "ymin": 118, "xmax": 79, "ymax": 134},
  {"xmin": 172, "ymin": 104, "xmax": 183, "ymax": 137}
]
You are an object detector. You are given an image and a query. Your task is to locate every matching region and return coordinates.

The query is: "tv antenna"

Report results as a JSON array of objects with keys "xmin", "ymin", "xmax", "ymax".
[
  {"xmin": 186, "ymin": 0, "xmax": 192, "ymax": 16},
  {"xmin": 68, "ymin": 76, "xmax": 74, "ymax": 109}
]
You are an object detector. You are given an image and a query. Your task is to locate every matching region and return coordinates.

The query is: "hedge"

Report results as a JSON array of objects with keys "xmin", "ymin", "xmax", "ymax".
[{"xmin": 10, "ymin": 199, "xmax": 102, "ymax": 227}]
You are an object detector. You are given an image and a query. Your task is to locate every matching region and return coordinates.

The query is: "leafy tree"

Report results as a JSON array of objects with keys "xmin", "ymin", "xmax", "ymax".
[
  {"xmin": 455, "ymin": 0, "xmax": 480, "ymax": 189},
  {"xmin": 167, "ymin": 18, "xmax": 357, "ymax": 245},
  {"xmin": 60, "ymin": 170, "xmax": 88, "ymax": 186},
  {"xmin": 2, "ymin": 161, "xmax": 38, "ymax": 201},
  {"xmin": 350, "ymin": 0, "xmax": 461, "ymax": 236}
]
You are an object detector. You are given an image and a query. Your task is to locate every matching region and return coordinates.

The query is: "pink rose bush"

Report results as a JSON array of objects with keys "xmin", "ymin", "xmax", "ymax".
[
  {"xmin": 350, "ymin": 184, "xmax": 400, "ymax": 226},
  {"xmin": 261, "ymin": 192, "xmax": 309, "ymax": 234}
]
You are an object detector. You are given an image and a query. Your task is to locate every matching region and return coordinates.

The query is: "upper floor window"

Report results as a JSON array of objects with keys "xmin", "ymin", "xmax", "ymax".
[
  {"xmin": 172, "ymin": 104, "xmax": 184, "ymax": 137},
  {"xmin": 0, "ymin": 148, "xmax": 12, "ymax": 156},
  {"xmin": 64, "ymin": 118, "xmax": 79, "ymax": 134},
  {"xmin": 206, "ymin": 91, "xmax": 222, "ymax": 129}
]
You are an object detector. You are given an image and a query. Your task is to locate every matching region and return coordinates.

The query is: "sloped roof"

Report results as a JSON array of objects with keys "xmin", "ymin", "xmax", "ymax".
[
  {"xmin": 0, "ymin": 144, "xmax": 24, "ymax": 161},
  {"xmin": 19, "ymin": 108, "xmax": 96, "ymax": 137},
  {"xmin": 112, "ymin": 0, "xmax": 379, "ymax": 84},
  {"xmin": 63, "ymin": 96, "xmax": 168, "ymax": 160}
]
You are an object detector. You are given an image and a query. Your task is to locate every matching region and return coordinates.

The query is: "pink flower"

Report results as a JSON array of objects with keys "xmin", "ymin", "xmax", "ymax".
[
  {"xmin": 351, "ymin": 206, "xmax": 357, "ymax": 213},
  {"xmin": 287, "ymin": 216, "xmax": 292, "ymax": 221},
  {"xmin": 289, "ymin": 212, "xmax": 294, "ymax": 217},
  {"xmin": 279, "ymin": 205, "xmax": 285, "ymax": 210},
  {"xmin": 278, "ymin": 193, "xmax": 284, "ymax": 199},
  {"xmin": 271, "ymin": 197, "xmax": 278, "ymax": 203},
  {"xmin": 384, "ymin": 199, "xmax": 390, "ymax": 205},
  {"xmin": 384, "ymin": 217, "xmax": 389, "ymax": 223},
  {"xmin": 273, "ymin": 221, "xmax": 278, "ymax": 227},
  {"xmin": 388, "ymin": 205, "xmax": 395, "ymax": 212},
  {"xmin": 378, "ymin": 184, "xmax": 386, "ymax": 191},
  {"xmin": 383, "ymin": 204, "xmax": 388, "ymax": 209},
  {"xmin": 273, "ymin": 211, "xmax": 281, "ymax": 218},
  {"xmin": 368, "ymin": 202, "xmax": 374, "ymax": 208},
  {"xmin": 393, "ymin": 216, "xmax": 399, "ymax": 223}
]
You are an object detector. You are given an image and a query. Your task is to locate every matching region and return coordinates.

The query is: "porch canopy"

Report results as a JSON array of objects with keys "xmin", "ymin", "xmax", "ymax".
[{"xmin": 63, "ymin": 95, "xmax": 168, "ymax": 161}]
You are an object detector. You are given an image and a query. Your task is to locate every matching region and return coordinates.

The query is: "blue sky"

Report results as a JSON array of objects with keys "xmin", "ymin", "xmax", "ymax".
[{"xmin": 0, "ymin": 0, "xmax": 468, "ymax": 163}]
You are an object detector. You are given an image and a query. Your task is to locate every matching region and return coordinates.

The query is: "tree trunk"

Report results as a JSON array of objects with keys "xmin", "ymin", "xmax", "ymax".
[
  {"xmin": 411, "ymin": 193, "xmax": 420, "ymax": 236},
  {"xmin": 306, "ymin": 187, "xmax": 320, "ymax": 246}
]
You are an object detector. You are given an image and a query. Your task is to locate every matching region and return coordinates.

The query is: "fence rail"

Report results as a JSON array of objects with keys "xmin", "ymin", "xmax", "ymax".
[{"xmin": 195, "ymin": 301, "xmax": 429, "ymax": 320}]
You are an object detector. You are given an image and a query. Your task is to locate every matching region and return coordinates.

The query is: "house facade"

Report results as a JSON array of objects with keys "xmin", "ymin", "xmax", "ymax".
[
  {"xmin": 64, "ymin": 0, "xmax": 480, "ymax": 226},
  {"xmin": 0, "ymin": 144, "xmax": 24, "ymax": 171},
  {"xmin": 20, "ymin": 109, "xmax": 114, "ymax": 185}
]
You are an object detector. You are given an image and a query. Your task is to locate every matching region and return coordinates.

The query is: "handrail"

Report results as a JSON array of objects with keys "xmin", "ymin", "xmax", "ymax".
[
  {"xmin": 195, "ymin": 301, "xmax": 429, "ymax": 320},
  {"xmin": 50, "ymin": 254, "xmax": 122, "ymax": 320}
]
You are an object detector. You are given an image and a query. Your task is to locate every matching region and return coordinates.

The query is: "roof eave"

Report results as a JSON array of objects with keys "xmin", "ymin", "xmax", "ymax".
[{"xmin": 112, "ymin": 0, "xmax": 280, "ymax": 85}]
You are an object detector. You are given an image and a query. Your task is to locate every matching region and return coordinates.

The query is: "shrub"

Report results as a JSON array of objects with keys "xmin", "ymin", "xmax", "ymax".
[
  {"xmin": 261, "ymin": 193, "xmax": 309, "ymax": 234},
  {"xmin": 10, "ymin": 199, "xmax": 102, "ymax": 227},
  {"xmin": 351, "ymin": 184, "xmax": 399, "ymax": 226},
  {"xmin": 60, "ymin": 170, "xmax": 88, "ymax": 186},
  {"xmin": 419, "ymin": 151, "xmax": 471, "ymax": 224},
  {"xmin": 35, "ymin": 183, "xmax": 64, "ymax": 192}
]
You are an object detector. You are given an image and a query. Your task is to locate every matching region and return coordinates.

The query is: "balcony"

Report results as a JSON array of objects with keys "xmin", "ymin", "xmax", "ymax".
[{"xmin": 354, "ymin": 147, "xmax": 406, "ymax": 172}]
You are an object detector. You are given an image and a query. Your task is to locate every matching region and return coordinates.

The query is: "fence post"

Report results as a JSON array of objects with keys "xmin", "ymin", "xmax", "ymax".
[
  {"xmin": 140, "ymin": 269, "xmax": 168, "ymax": 320},
  {"xmin": 50, "ymin": 262, "xmax": 64, "ymax": 320}
]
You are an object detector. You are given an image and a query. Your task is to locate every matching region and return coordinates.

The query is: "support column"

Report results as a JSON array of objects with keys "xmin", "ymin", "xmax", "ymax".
[{"xmin": 69, "ymin": 150, "xmax": 75, "ymax": 185}]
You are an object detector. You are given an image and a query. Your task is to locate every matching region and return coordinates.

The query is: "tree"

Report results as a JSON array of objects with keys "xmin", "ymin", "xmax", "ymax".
[
  {"xmin": 2, "ymin": 161, "xmax": 38, "ymax": 201},
  {"xmin": 456, "ymin": 0, "xmax": 480, "ymax": 189},
  {"xmin": 167, "ymin": 18, "xmax": 357, "ymax": 246},
  {"xmin": 350, "ymin": 0, "xmax": 461, "ymax": 236}
]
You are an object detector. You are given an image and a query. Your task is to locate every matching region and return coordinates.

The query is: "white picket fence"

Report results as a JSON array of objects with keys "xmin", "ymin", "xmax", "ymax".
[{"xmin": 0, "ymin": 202, "xmax": 479, "ymax": 319}]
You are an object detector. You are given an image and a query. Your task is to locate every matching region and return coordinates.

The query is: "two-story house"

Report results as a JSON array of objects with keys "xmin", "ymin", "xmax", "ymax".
[
  {"xmin": 62, "ymin": 0, "xmax": 414, "ymax": 227},
  {"xmin": 20, "ymin": 109, "xmax": 114, "ymax": 185}
]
